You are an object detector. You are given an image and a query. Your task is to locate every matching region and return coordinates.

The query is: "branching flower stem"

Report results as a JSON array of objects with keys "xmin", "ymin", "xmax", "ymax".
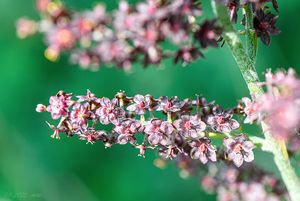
[{"xmin": 211, "ymin": 1, "xmax": 300, "ymax": 201}]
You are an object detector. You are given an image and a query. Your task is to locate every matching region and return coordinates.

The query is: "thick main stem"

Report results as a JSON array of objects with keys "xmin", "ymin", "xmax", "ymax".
[{"xmin": 212, "ymin": 1, "xmax": 300, "ymax": 201}]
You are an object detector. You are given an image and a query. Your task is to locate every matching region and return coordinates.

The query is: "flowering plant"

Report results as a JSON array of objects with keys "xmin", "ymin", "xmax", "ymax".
[{"xmin": 18, "ymin": 0, "xmax": 300, "ymax": 200}]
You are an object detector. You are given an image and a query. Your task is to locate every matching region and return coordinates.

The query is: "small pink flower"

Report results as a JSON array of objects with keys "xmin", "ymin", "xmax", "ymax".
[
  {"xmin": 224, "ymin": 135, "xmax": 255, "ymax": 167},
  {"xmin": 206, "ymin": 107, "xmax": 239, "ymax": 133},
  {"xmin": 190, "ymin": 138, "xmax": 217, "ymax": 164},
  {"xmin": 173, "ymin": 115, "xmax": 206, "ymax": 138},
  {"xmin": 114, "ymin": 119, "xmax": 142, "ymax": 145},
  {"xmin": 96, "ymin": 98, "xmax": 124, "ymax": 125},
  {"xmin": 126, "ymin": 94, "xmax": 151, "ymax": 115},
  {"xmin": 144, "ymin": 119, "xmax": 174, "ymax": 145},
  {"xmin": 46, "ymin": 92, "xmax": 72, "ymax": 119},
  {"xmin": 242, "ymin": 97, "xmax": 260, "ymax": 124},
  {"xmin": 70, "ymin": 104, "xmax": 89, "ymax": 128}
]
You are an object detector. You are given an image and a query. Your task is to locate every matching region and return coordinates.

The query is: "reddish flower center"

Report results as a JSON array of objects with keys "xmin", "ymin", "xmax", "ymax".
[
  {"xmin": 76, "ymin": 109, "xmax": 87, "ymax": 121},
  {"xmin": 138, "ymin": 101, "xmax": 146, "ymax": 109},
  {"xmin": 103, "ymin": 107, "xmax": 112, "ymax": 116},
  {"xmin": 153, "ymin": 126, "xmax": 161, "ymax": 133},
  {"xmin": 199, "ymin": 143, "xmax": 207, "ymax": 153},
  {"xmin": 216, "ymin": 116, "xmax": 225, "ymax": 125},
  {"xmin": 124, "ymin": 127, "xmax": 132, "ymax": 134},
  {"xmin": 86, "ymin": 133, "xmax": 96, "ymax": 142},
  {"xmin": 233, "ymin": 143, "xmax": 242, "ymax": 153},
  {"xmin": 206, "ymin": 30, "xmax": 216, "ymax": 40},
  {"xmin": 184, "ymin": 121, "xmax": 192, "ymax": 130},
  {"xmin": 145, "ymin": 30, "xmax": 157, "ymax": 42},
  {"xmin": 259, "ymin": 22, "xmax": 270, "ymax": 31},
  {"xmin": 165, "ymin": 101, "xmax": 173, "ymax": 109},
  {"xmin": 57, "ymin": 29, "xmax": 74, "ymax": 47}
]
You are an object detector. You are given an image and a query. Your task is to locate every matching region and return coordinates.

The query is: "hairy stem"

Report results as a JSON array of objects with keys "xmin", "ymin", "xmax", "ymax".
[{"xmin": 211, "ymin": 1, "xmax": 300, "ymax": 201}]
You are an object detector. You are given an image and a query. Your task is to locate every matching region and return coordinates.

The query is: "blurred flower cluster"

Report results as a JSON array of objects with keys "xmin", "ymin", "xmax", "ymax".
[
  {"xmin": 172, "ymin": 155, "xmax": 289, "ymax": 201},
  {"xmin": 209, "ymin": 165, "xmax": 289, "ymax": 201},
  {"xmin": 147, "ymin": 153, "xmax": 290, "ymax": 201},
  {"xmin": 17, "ymin": 0, "xmax": 222, "ymax": 70},
  {"xmin": 17, "ymin": 0, "xmax": 280, "ymax": 70},
  {"xmin": 239, "ymin": 69, "xmax": 300, "ymax": 153},
  {"xmin": 37, "ymin": 90, "xmax": 257, "ymax": 167}
]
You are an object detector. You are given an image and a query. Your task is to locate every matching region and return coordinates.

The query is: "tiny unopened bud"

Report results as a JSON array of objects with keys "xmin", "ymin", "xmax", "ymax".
[{"xmin": 36, "ymin": 104, "xmax": 47, "ymax": 112}]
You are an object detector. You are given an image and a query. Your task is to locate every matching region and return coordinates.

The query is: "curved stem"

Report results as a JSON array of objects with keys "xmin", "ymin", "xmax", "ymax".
[{"xmin": 211, "ymin": 1, "xmax": 300, "ymax": 201}]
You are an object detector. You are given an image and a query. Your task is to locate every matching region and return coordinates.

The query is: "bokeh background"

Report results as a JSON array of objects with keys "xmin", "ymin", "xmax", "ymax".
[{"xmin": 1, "ymin": 0, "xmax": 300, "ymax": 200}]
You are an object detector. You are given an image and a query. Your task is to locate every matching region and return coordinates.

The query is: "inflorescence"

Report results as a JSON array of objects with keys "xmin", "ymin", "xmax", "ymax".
[
  {"xmin": 17, "ymin": 0, "xmax": 279, "ymax": 70},
  {"xmin": 37, "ymin": 89, "xmax": 257, "ymax": 168},
  {"xmin": 36, "ymin": 69, "xmax": 300, "ymax": 167}
]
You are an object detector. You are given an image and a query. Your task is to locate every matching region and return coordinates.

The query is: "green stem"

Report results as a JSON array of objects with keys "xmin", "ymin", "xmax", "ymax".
[
  {"xmin": 212, "ymin": 1, "xmax": 300, "ymax": 201},
  {"xmin": 212, "ymin": 0, "xmax": 262, "ymax": 97},
  {"xmin": 244, "ymin": 4, "xmax": 257, "ymax": 64}
]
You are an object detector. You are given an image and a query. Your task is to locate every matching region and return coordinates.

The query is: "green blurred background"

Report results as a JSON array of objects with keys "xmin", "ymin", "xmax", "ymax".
[{"xmin": 0, "ymin": 0, "xmax": 300, "ymax": 200}]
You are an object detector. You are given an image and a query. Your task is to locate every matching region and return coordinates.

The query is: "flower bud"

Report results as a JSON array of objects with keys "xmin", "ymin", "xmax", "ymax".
[{"xmin": 36, "ymin": 104, "xmax": 47, "ymax": 113}]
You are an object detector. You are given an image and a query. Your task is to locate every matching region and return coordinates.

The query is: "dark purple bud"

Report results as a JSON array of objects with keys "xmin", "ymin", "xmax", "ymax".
[{"xmin": 253, "ymin": 9, "xmax": 280, "ymax": 45}]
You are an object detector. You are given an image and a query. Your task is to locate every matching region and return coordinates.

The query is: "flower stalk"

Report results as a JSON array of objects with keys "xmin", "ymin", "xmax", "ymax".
[{"xmin": 212, "ymin": 1, "xmax": 300, "ymax": 201}]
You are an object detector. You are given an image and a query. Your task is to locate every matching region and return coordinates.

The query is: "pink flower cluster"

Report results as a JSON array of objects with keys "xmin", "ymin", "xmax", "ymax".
[
  {"xmin": 167, "ymin": 155, "xmax": 289, "ymax": 201},
  {"xmin": 200, "ymin": 164, "xmax": 289, "ymax": 201},
  {"xmin": 241, "ymin": 69, "xmax": 300, "ymax": 146},
  {"xmin": 37, "ymin": 90, "xmax": 255, "ymax": 167},
  {"xmin": 17, "ymin": 0, "xmax": 222, "ymax": 70}
]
